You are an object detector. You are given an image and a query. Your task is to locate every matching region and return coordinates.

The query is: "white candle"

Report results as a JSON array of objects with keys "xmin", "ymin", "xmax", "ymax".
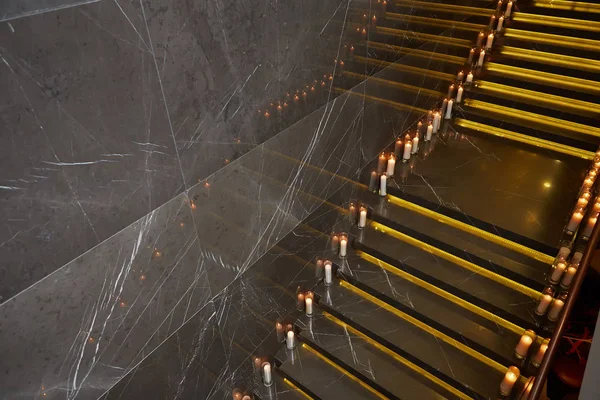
[
  {"xmin": 447, "ymin": 84, "xmax": 455, "ymax": 99},
  {"xmin": 488, "ymin": 15, "xmax": 496, "ymax": 30},
  {"xmin": 394, "ymin": 138, "xmax": 403, "ymax": 157},
  {"xmin": 532, "ymin": 343, "xmax": 548, "ymax": 367},
  {"xmin": 485, "ymin": 33, "xmax": 494, "ymax": 49},
  {"xmin": 377, "ymin": 153, "xmax": 387, "ymax": 174},
  {"xmin": 505, "ymin": 0, "xmax": 513, "ymax": 17},
  {"xmin": 572, "ymin": 251, "xmax": 583, "ymax": 265},
  {"xmin": 445, "ymin": 99, "xmax": 454, "ymax": 119},
  {"xmin": 433, "ymin": 112, "xmax": 441, "ymax": 132},
  {"xmin": 515, "ymin": 333, "xmax": 534, "ymax": 359},
  {"xmin": 477, "ymin": 50, "xmax": 486, "ymax": 67},
  {"xmin": 263, "ymin": 362, "xmax": 273, "ymax": 386},
  {"xmin": 561, "ymin": 266, "xmax": 577, "ymax": 288},
  {"xmin": 426, "ymin": 124, "xmax": 433, "ymax": 141},
  {"xmin": 456, "ymin": 86, "xmax": 464, "ymax": 103},
  {"xmin": 297, "ymin": 292, "xmax": 305, "ymax": 310},
  {"xmin": 324, "ymin": 261, "xmax": 333, "ymax": 286},
  {"xmin": 468, "ymin": 48, "xmax": 475, "ymax": 64},
  {"xmin": 403, "ymin": 141, "xmax": 412, "ymax": 161},
  {"xmin": 583, "ymin": 215, "xmax": 597, "ymax": 237},
  {"xmin": 497, "ymin": 16, "xmax": 504, "ymax": 32},
  {"xmin": 340, "ymin": 238, "xmax": 347, "ymax": 257},
  {"xmin": 500, "ymin": 366, "xmax": 519, "ymax": 396},
  {"xmin": 242, "ymin": 396, "xmax": 251, "ymax": 400},
  {"xmin": 386, "ymin": 156, "xmax": 396, "ymax": 176},
  {"xmin": 305, "ymin": 297, "xmax": 314, "ymax": 316},
  {"xmin": 583, "ymin": 177, "xmax": 594, "ymax": 188},
  {"xmin": 412, "ymin": 135, "xmax": 419, "ymax": 153},
  {"xmin": 286, "ymin": 330, "xmax": 296, "ymax": 349},
  {"xmin": 476, "ymin": 32, "xmax": 484, "ymax": 47},
  {"xmin": 566, "ymin": 211, "xmax": 584, "ymax": 232},
  {"xmin": 548, "ymin": 299, "xmax": 564, "ymax": 321},
  {"xmin": 457, "ymin": 70, "xmax": 464, "ymax": 82},
  {"xmin": 558, "ymin": 246, "xmax": 571, "ymax": 260},
  {"xmin": 380, "ymin": 174, "xmax": 387, "ymax": 196},
  {"xmin": 577, "ymin": 197, "xmax": 589, "ymax": 209},
  {"xmin": 276, "ymin": 322, "xmax": 284, "ymax": 342},
  {"xmin": 549, "ymin": 262, "xmax": 567, "ymax": 283},
  {"xmin": 466, "ymin": 72, "xmax": 474, "ymax": 83},
  {"xmin": 358, "ymin": 209, "xmax": 367, "ymax": 228},
  {"xmin": 535, "ymin": 294, "xmax": 553, "ymax": 315}
]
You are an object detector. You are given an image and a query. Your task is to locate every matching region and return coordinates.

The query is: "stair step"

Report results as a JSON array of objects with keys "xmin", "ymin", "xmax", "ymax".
[
  {"xmin": 374, "ymin": 26, "xmax": 474, "ymax": 48},
  {"xmin": 348, "ymin": 55, "xmax": 456, "ymax": 82},
  {"xmin": 504, "ymin": 28, "xmax": 600, "ymax": 52},
  {"xmin": 296, "ymin": 311, "xmax": 468, "ymax": 399},
  {"xmin": 512, "ymin": 12, "xmax": 600, "ymax": 33},
  {"xmin": 392, "ymin": 0, "xmax": 493, "ymax": 17},
  {"xmin": 254, "ymin": 372, "xmax": 314, "ymax": 400},
  {"xmin": 315, "ymin": 280, "xmax": 513, "ymax": 400},
  {"xmin": 343, "ymin": 71, "xmax": 443, "ymax": 97},
  {"xmin": 384, "ymin": 12, "xmax": 485, "ymax": 32},
  {"xmin": 531, "ymin": 0, "xmax": 600, "ymax": 13},
  {"xmin": 365, "ymin": 40, "xmax": 467, "ymax": 65},
  {"xmin": 334, "ymin": 88, "xmax": 430, "ymax": 114},
  {"xmin": 497, "ymin": 45, "xmax": 600, "ymax": 74}
]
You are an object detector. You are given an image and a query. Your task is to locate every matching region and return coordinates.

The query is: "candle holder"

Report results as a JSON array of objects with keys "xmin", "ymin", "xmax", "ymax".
[
  {"xmin": 547, "ymin": 292, "xmax": 568, "ymax": 322},
  {"xmin": 262, "ymin": 362, "xmax": 273, "ymax": 387},
  {"xmin": 534, "ymin": 286, "xmax": 556, "ymax": 316},
  {"xmin": 500, "ymin": 366, "xmax": 520, "ymax": 396},
  {"xmin": 548, "ymin": 260, "xmax": 567, "ymax": 285},
  {"xmin": 514, "ymin": 329, "xmax": 537, "ymax": 360},
  {"xmin": 358, "ymin": 206, "xmax": 368, "ymax": 229},
  {"xmin": 565, "ymin": 208, "xmax": 585, "ymax": 234},
  {"xmin": 531, "ymin": 339, "xmax": 549, "ymax": 368},
  {"xmin": 582, "ymin": 212, "xmax": 598, "ymax": 238}
]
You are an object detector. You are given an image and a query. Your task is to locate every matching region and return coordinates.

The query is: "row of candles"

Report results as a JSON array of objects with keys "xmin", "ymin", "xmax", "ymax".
[
  {"xmin": 258, "ymin": 75, "xmax": 333, "ymax": 119},
  {"xmin": 565, "ymin": 159, "xmax": 600, "ymax": 238},
  {"xmin": 501, "ymin": 328, "xmax": 549, "ymax": 396}
]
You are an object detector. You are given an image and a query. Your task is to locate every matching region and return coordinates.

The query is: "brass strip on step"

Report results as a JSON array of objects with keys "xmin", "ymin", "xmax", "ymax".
[
  {"xmin": 513, "ymin": 11, "xmax": 600, "ymax": 31},
  {"xmin": 386, "ymin": 194, "xmax": 556, "ymax": 264},
  {"xmin": 385, "ymin": 12, "xmax": 485, "ymax": 31},
  {"xmin": 463, "ymin": 98, "xmax": 600, "ymax": 139},
  {"xmin": 485, "ymin": 63, "xmax": 600, "ymax": 95},
  {"xmin": 353, "ymin": 55, "xmax": 456, "ymax": 81},
  {"xmin": 504, "ymin": 28, "xmax": 600, "ymax": 51},
  {"xmin": 532, "ymin": 0, "xmax": 600, "ymax": 13},
  {"xmin": 473, "ymin": 80, "xmax": 599, "ymax": 116},
  {"xmin": 334, "ymin": 87, "xmax": 429, "ymax": 113},
  {"xmin": 339, "ymin": 280, "xmax": 509, "ymax": 373},
  {"xmin": 343, "ymin": 71, "xmax": 443, "ymax": 96},
  {"xmin": 455, "ymin": 118, "xmax": 595, "ymax": 160},
  {"xmin": 366, "ymin": 40, "xmax": 466, "ymax": 64},
  {"xmin": 301, "ymin": 342, "xmax": 390, "ymax": 399},
  {"xmin": 356, "ymin": 250, "xmax": 526, "ymax": 335},
  {"xmin": 375, "ymin": 26, "xmax": 473, "ymax": 48},
  {"xmin": 499, "ymin": 46, "xmax": 600, "ymax": 74},
  {"xmin": 283, "ymin": 378, "xmax": 315, "ymax": 400},
  {"xmin": 393, "ymin": 0, "xmax": 493, "ymax": 16},
  {"xmin": 370, "ymin": 221, "xmax": 542, "ymax": 299},
  {"xmin": 322, "ymin": 311, "xmax": 475, "ymax": 400}
]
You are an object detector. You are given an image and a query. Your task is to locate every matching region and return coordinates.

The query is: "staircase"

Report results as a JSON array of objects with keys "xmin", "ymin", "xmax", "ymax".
[{"xmin": 244, "ymin": 0, "xmax": 600, "ymax": 399}]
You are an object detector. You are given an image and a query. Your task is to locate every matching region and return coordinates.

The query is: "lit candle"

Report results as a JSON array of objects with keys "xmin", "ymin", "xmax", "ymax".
[
  {"xmin": 582, "ymin": 191, "xmax": 592, "ymax": 201},
  {"xmin": 286, "ymin": 330, "xmax": 296, "ymax": 349},
  {"xmin": 297, "ymin": 292, "xmax": 305, "ymax": 310},
  {"xmin": 547, "ymin": 299, "xmax": 564, "ymax": 321},
  {"xmin": 468, "ymin": 48, "xmax": 475, "ymax": 64},
  {"xmin": 447, "ymin": 84, "xmax": 455, "ymax": 99},
  {"xmin": 476, "ymin": 32, "xmax": 484, "ymax": 48},
  {"xmin": 457, "ymin": 70, "xmax": 464, "ymax": 82},
  {"xmin": 386, "ymin": 155, "xmax": 396, "ymax": 176},
  {"xmin": 369, "ymin": 170, "xmax": 378, "ymax": 191},
  {"xmin": 535, "ymin": 294, "xmax": 553, "ymax": 315},
  {"xmin": 496, "ymin": 0, "xmax": 503, "ymax": 13},
  {"xmin": 417, "ymin": 120, "xmax": 423, "ymax": 135},
  {"xmin": 433, "ymin": 112, "xmax": 441, "ymax": 132},
  {"xmin": 488, "ymin": 15, "xmax": 496, "ymax": 30},
  {"xmin": 305, "ymin": 297, "xmax": 314, "ymax": 316},
  {"xmin": 515, "ymin": 332, "xmax": 534, "ymax": 359},
  {"xmin": 497, "ymin": 16, "xmax": 504, "ymax": 32},
  {"xmin": 276, "ymin": 322, "xmax": 284, "ymax": 342},
  {"xmin": 403, "ymin": 140, "xmax": 412, "ymax": 161},
  {"xmin": 324, "ymin": 261, "xmax": 333, "ymax": 286},
  {"xmin": 558, "ymin": 246, "xmax": 571, "ymax": 260},
  {"xmin": 477, "ymin": 50, "xmax": 486, "ymax": 67},
  {"xmin": 426, "ymin": 123, "xmax": 433, "ymax": 141},
  {"xmin": 577, "ymin": 197, "xmax": 589, "ymax": 209},
  {"xmin": 263, "ymin": 362, "xmax": 273, "ymax": 386},
  {"xmin": 549, "ymin": 262, "xmax": 567, "ymax": 284},
  {"xmin": 377, "ymin": 153, "xmax": 387, "ymax": 174},
  {"xmin": 394, "ymin": 138, "xmax": 403, "ymax": 157},
  {"xmin": 505, "ymin": 0, "xmax": 513, "ymax": 17},
  {"xmin": 412, "ymin": 135, "xmax": 419, "ymax": 154},
  {"xmin": 380, "ymin": 174, "xmax": 387, "ymax": 196},
  {"xmin": 500, "ymin": 366, "xmax": 519, "ymax": 396},
  {"xmin": 572, "ymin": 251, "xmax": 583, "ymax": 265},
  {"xmin": 358, "ymin": 208, "xmax": 367, "ymax": 228},
  {"xmin": 242, "ymin": 395, "xmax": 251, "ymax": 400},
  {"xmin": 532, "ymin": 343, "xmax": 548, "ymax": 367},
  {"xmin": 566, "ymin": 210, "xmax": 584, "ymax": 232},
  {"xmin": 445, "ymin": 99, "xmax": 454, "ymax": 119},
  {"xmin": 560, "ymin": 266, "xmax": 577, "ymax": 288},
  {"xmin": 340, "ymin": 238, "xmax": 347, "ymax": 257},
  {"xmin": 441, "ymin": 98, "xmax": 448, "ymax": 116},
  {"xmin": 456, "ymin": 86, "xmax": 464, "ymax": 103},
  {"xmin": 466, "ymin": 71, "xmax": 474, "ymax": 84},
  {"xmin": 582, "ymin": 215, "xmax": 597, "ymax": 237},
  {"xmin": 349, "ymin": 203, "xmax": 357, "ymax": 222},
  {"xmin": 485, "ymin": 33, "xmax": 494, "ymax": 49},
  {"xmin": 583, "ymin": 177, "xmax": 594, "ymax": 188}
]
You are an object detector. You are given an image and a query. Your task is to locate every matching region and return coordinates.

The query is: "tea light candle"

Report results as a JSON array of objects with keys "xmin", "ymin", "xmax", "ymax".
[
  {"xmin": 582, "ymin": 215, "xmax": 597, "ymax": 237},
  {"xmin": 505, "ymin": 0, "xmax": 513, "ymax": 17},
  {"xmin": 468, "ymin": 48, "xmax": 475, "ymax": 64},
  {"xmin": 445, "ymin": 99, "xmax": 454, "ymax": 119},
  {"xmin": 324, "ymin": 261, "xmax": 333, "ymax": 286},
  {"xmin": 403, "ymin": 140, "xmax": 412, "ymax": 161},
  {"xmin": 305, "ymin": 297, "xmax": 314, "ymax": 316},
  {"xmin": 515, "ymin": 332, "xmax": 534, "ymax": 359},
  {"xmin": 358, "ymin": 208, "xmax": 367, "ymax": 228},
  {"xmin": 532, "ymin": 343, "xmax": 548, "ymax": 367},
  {"xmin": 394, "ymin": 138, "xmax": 403, "ymax": 157},
  {"xmin": 577, "ymin": 197, "xmax": 589, "ymax": 209},
  {"xmin": 340, "ymin": 238, "xmax": 348, "ymax": 257},
  {"xmin": 476, "ymin": 32, "xmax": 484, "ymax": 47},
  {"xmin": 426, "ymin": 123, "xmax": 433, "ymax": 141},
  {"xmin": 535, "ymin": 294, "xmax": 553, "ymax": 315},
  {"xmin": 380, "ymin": 174, "xmax": 387, "ymax": 196},
  {"xmin": 412, "ymin": 135, "xmax": 419, "ymax": 153},
  {"xmin": 286, "ymin": 330, "xmax": 296, "ymax": 349},
  {"xmin": 485, "ymin": 33, "xmax": 494, "ymax": 49},
  {"xmin": 457, "ymin": 70, "xmax": 464, "ymax": 82},
  {"xmin": 560, "ymin": 266, "xmax": 577, "ymax": 288},
  {"xmin": 456, "ymin": 86, "xmax": 464, "ymax": 103},
  {"xmin": 466, "ymin": 72, "xmax": 474, "ymax": 83},
  {"xmin": 433, "ymin": 111, "xmax": 441, "ymax": 132},
  {"xmin": 497, "ymin": 16, "xmax": 504, "ymax": 32},
  {"xmin": 566, "ymin": 210, "xmax": 584, "ymax": 232},
  {"xmin": 549, "ymin": 262, "xmax": 567, "ymax": 284},
  {"xmin": 263, "ymin": 362, "xmax": 273, "ymax": 386},
  {"xmin": 500, "ymin": 366, "xmax": 519, "ymax": 396},
  {"xmin": 547, "ymin": 299, "xmax": 564, "ymax": 321},
  {"xmin": 477, "ymin": 50, "xmax": 486, "ymax": 67},
  {"xmin": 377, "ymin": 153, "xmax": 387, "ymax": 174},
  {"xmin": 447, "ymin": 84, "xmax": 455, "ymax": 99},
  {"xmin": 386, "ymin": 155, "xmax": 396, "ymax": 176},
  {"xmin": 369, "ymin": 170, "xmax": 378, "ymax": 191}
]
